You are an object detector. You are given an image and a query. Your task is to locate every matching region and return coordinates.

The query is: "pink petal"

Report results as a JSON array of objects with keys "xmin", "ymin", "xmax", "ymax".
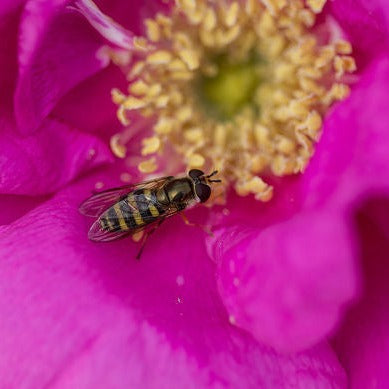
[
  {"xmin": 303, "ymin": 55, "xmax": 389, "ymax": 208},
  {"xmin": 0, "ymin": 174, "xmax": 347, "ymax": 388},
  {"xmin": 0, "ymin": 117, "xmax": 113, "ymax": 195},
  {"xmin": 0, "ymin": 1, "xmax": 25, "ymax": 16},
  {"xmin": 0, "ymin": 194, "xmax": 47, "ymax": 226},
  {"xmin": 208, "ymin": 210, "xmax": 357, "ymax": 353},
  {"xmin": 333, "ymin": 199, "xmax": 389, "ymax": 388},
  {"xmin": 14, "ymin": 0, "xmax": 109, "ymax": 134},
  {"xmin": 330, "ymin": 0, "xmax": 389, "ymax": 65},
  {"xmin": 52, "ymin": 63, "xmax": 125, "ymax": 137},
  {"xmin": 0, "ymin": 5, "xmax": 20, "ymax": 112}
]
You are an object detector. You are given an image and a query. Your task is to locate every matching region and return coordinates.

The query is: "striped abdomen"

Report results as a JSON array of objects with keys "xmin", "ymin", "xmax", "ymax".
[{"xmin": 100, "ymin": 189, "xmax": 166, "ymax": 232}]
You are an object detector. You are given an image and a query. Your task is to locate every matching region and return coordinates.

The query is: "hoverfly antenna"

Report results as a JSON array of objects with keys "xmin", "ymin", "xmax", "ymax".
[
  {"xmin": 206, "ymin": 170, "xmax": 221, "ymax": 183},
  {"xmin": 206, "ymin": 170, "xmax": 218, "ymax": 178}
]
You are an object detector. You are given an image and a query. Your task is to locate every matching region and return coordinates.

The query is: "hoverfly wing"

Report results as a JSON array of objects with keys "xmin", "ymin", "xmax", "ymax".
[
  {"xmin": 88, "ymin": 211, "xmax": 163, "ymax": 242},
  {"xmin": 88, "ymin": 217, "xmax": 132, "ymax": 242},
  {"xmin": 79, "ymin": 176, "xmax": 174, "ymax": 218},
  {"xmin": 79, "ymin": 185, "xmax": 134, "ymax": 217}
]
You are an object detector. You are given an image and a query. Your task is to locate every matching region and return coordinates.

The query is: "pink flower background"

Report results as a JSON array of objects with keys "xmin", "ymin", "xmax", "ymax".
[{"xmin": 1, "ymin": 0, "xmax": 389, "ymax": 387}]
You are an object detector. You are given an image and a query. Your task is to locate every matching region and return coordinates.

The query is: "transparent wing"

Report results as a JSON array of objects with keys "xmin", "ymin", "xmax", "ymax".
[
  {"xmin": 88, "ymin": 218, "xmax": 132, "ymax": 242},
  {"xmin": 79, "ymin": 185, "xmax": 134, "ymax": 217},
  {"xmin": 79, "ymin": 175, "xmax": 174, "ymax": 217}
]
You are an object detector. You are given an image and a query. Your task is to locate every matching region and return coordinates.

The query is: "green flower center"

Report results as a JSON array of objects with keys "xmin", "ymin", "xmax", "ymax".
[{"xmin": 198, "ymin": 58, "xmax": 259, "ymax": 119}]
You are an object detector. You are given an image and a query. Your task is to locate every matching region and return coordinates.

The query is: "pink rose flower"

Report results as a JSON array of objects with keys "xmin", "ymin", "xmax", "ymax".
[{"xmin": 0, "ymin": 0, "xmax": 388, "ymax": 387}]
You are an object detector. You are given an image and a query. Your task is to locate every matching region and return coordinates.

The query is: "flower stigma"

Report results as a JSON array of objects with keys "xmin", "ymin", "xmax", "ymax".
[{"xmin": 111, "ymin": 0, "xmax": 355, "ymax": 202}]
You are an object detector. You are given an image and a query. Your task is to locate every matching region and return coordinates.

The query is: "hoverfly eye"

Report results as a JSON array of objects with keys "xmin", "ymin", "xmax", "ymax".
[
  {"xmin": 189, "ymin": 169, "xmax": 205, "ymax": 180},
  {"xmin": 195, "ymin": 183, "xmax": 211, "ymax": 203}
]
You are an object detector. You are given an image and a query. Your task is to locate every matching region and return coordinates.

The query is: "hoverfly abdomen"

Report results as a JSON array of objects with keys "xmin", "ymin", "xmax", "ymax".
[
  {"xmin": 100, "ymin": 199, "xmax": 135, "ymax": 231},
  {"xmin": 100, "ymin": 188, "xmax": 167, "ymax": 233},
  {"xmin": 131, "ymin": 188, "xmax": 166, "ymax": 224}
]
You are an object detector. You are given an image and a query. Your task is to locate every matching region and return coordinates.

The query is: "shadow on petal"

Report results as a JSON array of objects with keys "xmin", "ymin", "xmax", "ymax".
[{"xmin": 333, "ymin": 197, "xmax": 389, "ymax": 389}]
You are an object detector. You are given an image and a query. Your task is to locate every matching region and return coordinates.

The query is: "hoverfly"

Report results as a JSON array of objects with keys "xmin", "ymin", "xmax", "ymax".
[{"xmin": 80, "ymin": 169, "xmax": 221, "ymax": 258}]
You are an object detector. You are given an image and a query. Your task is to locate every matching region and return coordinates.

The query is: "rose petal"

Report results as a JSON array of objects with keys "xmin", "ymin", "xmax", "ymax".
[
  {"xmin": 14, "ymin": 0, "xmax": 109, "ymax": 134},
  {"xmin": 0, "ymin": 194, "xmax": 48, "ymax": 226},
  {"xmin": 52, "ymin": 63, "xmax": 124, "ymax": 137},
  {"xmin": 330, "ymin": 0, "xmax": 389, "ymax": 65},
  {"xmin": 303, "ymin": 55, "xmax": 389, "ymax": 209},
  {"xmin": 0, "ymin": 117, "xmax": 113, "ymax": 195},
  {"xmin": 0, "ymin": 176, "xmax": 347, "ymax": 388},
  {"xmin": 333, "ymin": 198, "xmax": 389, "ymax": 388},
  {"xmin": 0, "ymin": 5, "xmax": 20, "ymax": 111},
  {"xmin": 0, "ymin": 1, "xmax": 25, "ymax": 16},
  {"xmin": 208, "ymin": 210, "xmax": 357, "ymax": 353}
]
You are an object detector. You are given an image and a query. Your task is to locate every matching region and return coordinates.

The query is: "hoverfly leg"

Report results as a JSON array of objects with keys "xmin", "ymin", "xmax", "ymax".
[
  {"xmin": 135, "ymin": 220, "xmax": 164, "ymax": 260},
  {"xmin": 135, "ymin": 239, "xmax": 146, "ymax": 261},
  {"xmin": 180, "ymin": 213, "xmax": 214, "ymax": 237}
]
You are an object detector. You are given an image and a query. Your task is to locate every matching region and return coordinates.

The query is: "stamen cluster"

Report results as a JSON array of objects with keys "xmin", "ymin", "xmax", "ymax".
[{"xmin": 111, "ymin": 0, "xmax": 355, "ymax": 201}]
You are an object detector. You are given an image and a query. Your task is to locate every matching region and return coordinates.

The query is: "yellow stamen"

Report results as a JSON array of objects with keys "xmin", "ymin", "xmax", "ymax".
[
  {"xmin": 111, "ymin": 88, "xmax": 126, "ymax": 104},
  {"xmin": 141, "ymin": 136, "xmax": 161, "ymax": 156},
  {"xmin": 203, "ymin": 8, "xmax": 217, "ymax": 31},
  {"xmin": 154, "ymin": 117, "xmax": 175, "ymax": 134},
  {"xmin": 176, "ymin": 0, "xmax": 196, "ymax": 10},
  {"xmin": 128, "ymin": 61, "xmax": 145, "ymax": 79},
  {"xmin": 187, "ymin": 153, "xmax": 205, "ymax": 168},
  {"xmin": 130, "ymin": 80, "xmax": 149, "ymax": 95},
  {"xmin": 184, "ymin": 127, "xmax": 203, "ymax": 143},
  {"xmin": 122, "ymin": 96, "xmax": 147, "ymax": 110},
  {"xmin": 138, "ymin": 158, "xmax": 157, "ymax": 173},
  {"xmin": 224, "ymin": 2, "xmax": 239, "ymax": 27},
  {"xmin": 334, "ymin": 55, "xmax": 357, "ymax": 79},
  {"xmin": 335, "ymin": 40, "xmax": 353, "ymax": 55},
  {"xmin": 147, "ymin": 50, "xmax": 173, "ymax": 65},
  {"xmin": 110, "ymin": 134, "xmax": 127, "ymax": 159},
  {"xmin": 116, "ymin": 106, "xmax": 130, "ymax": 126},
  {"xmin": 307, "ymin": 0, "xmax": 326, "ymax": 13},
  {"xmin": 145, "ymin": 19, "xmax": 161, "ymax": 42},
  {"xmin": 178, "ymin": 49, "xmax": 200, "ymax": 70}
]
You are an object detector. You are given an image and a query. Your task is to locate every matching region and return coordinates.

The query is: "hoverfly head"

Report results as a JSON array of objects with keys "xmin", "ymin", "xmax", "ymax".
[{"xmin": 188, "ymin": 169, "xmax": 221, "ymax": 203}]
